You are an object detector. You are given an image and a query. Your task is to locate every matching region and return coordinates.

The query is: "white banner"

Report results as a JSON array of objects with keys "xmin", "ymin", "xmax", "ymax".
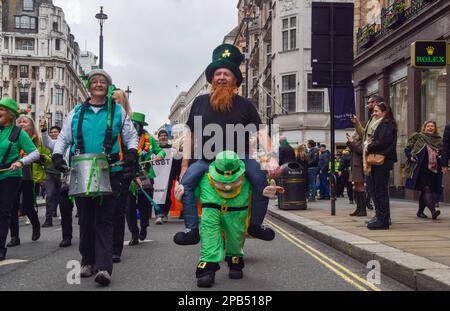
[{"xmin": 152, "ymin": 147, "xmax": 174, "ymax": 204}]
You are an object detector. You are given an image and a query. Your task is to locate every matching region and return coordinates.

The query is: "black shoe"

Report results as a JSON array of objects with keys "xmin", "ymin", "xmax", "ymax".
[
  {"xmin": 365, "ymin": 216, "xmax": 377, "ymax": 224},
  {"xmin": 139, "ymin": 227, "xmax": 148, "ymax": 241},
  {"xmin": 32, "ymin": 227, "xmax": 41, "ymax": 241},
  {"xmin": 197, "ymin": 272, "xmax": 215, "ymax": 288},
  {"xmin": 42, "ymin": 220, "xmax": 53, "ymax": 228},
  {"xmin": 247, "ymin": 224, "xmax": 275, "ymax": 241},
  {"xmin": 7, "ymin": 237, "xmax": 20, "ymax": 247},
  {"xmin": 112, "ymin": 254, "xmax": 121, "ymax": 263},
  {"xmin": 173, "ymin": 228, "xmax": 200, "ymax": 246},
  {"xmin": 129, "ymin": 235, "xmax": 139, "ymax": 246},
  {"xmin": 59, "ymin": 239, "xmax": 72, "ymax": 248},
  {"xmin": 432, "ymin": 210, "xmax": 441, "ymax": 220},
  {"xmin": 367, "ymin": 219, "xmax": 389, "ymax": 230},
  {"xmin": 417, "ymin": 212, "xmax": 428, "ymax": 219},
  {"xmin": 52, "ymin": 212, "xmax": 58, "ymax": 218},
  {"xmin": 94, "ymin": 271, "xmax": 112, "ymax": 286},
  {"xmin": 0, "ymin": 248, "xmax": 6, "ymax": 261},
  {"xmin": 229, "ymin": 269, "xmax": 244, "ymax": 279}
]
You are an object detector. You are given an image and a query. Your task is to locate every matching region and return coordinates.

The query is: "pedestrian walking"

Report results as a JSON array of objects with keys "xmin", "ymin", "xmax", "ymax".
[
  {"xmin": 0, "ymin": 98, "xmax": 40, "ymax": 261},
  {"xmin": 8, "ymin": 115, "xmax": 51, "ymax": 247},
  {"xmin": 306, "ymin": 140, "xmax": 320, "ymax": 201},
  {"xmin": 347, "ymin": 133, "xmax": 366, "ymax": 216},
  {"xmin": 405, "ymin": 120, "xmax": 443, "ymax": 220},
  {"xmin": 126, "ymin": 113, "xmax": 165, "ymax": 246},
  {"xmin": 52, "ymin": 69, "xmax": 139, "ymax": 286},
  {"xmin": 338, "ymin": 147, "xmax": 354, "ymax": 204},
  {"xmin": 365, "ymin": 102, "xmax": 397, "ymax": 230},
  {"xmin": 40, "ymin": 122, "xmax": 62, "ymax": 227},
  {"xmin": 318, "ymin": 144, "xmax": 330, "ymax": 200}
]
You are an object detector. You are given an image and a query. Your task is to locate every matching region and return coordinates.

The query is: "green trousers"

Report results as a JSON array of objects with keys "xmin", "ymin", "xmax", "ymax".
[{"xmin": 200, "ymin": 207, "xmax": 248, "ymax": 263}]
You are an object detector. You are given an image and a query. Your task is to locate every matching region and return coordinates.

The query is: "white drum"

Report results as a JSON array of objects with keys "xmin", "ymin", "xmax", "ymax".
[{"xmin": 68, "ymin": 153, "xmax": 112, "ymax": 197}]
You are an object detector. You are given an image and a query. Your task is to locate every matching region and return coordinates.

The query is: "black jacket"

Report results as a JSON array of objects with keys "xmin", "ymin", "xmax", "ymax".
[
  {"xmin": 367, "ymin": 119, "xmax": 398, "ymax": 163},
  {"xmin": 307, "ymin": 147, "xmax": 320, "ymax": 168},
  {"xmin": 279, "ymin": 144, "xmax": 296, "ymax": 166},
  {"xmin": 443, "ymin": 123, "xmax": 450, "ymax": 167}
]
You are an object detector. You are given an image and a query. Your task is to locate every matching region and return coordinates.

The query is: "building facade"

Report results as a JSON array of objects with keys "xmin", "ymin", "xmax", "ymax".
[
  {"xmin": 353, "ymin": 0, "xmax": 449, "ymax": 202},
  {"xmin": 0, "ymin": 0, "xmax": 88, "ymax": 128},
  {"xmin": 79, "ymin": 50, "xmax": 98, "ymax": 75}
]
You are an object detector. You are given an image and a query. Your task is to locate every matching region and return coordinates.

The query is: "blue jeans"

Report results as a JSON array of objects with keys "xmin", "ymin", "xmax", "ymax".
[
  {"xmin": 181, "ymin": 159, "xmax": 268, "ymax": 230},
  {"xmin": 307, "ymin": 167, "xmax": 319, "ymax": 199},
  {"xmin": 319, "ymin": 172, "xmax": 330, "ymax": 198}
]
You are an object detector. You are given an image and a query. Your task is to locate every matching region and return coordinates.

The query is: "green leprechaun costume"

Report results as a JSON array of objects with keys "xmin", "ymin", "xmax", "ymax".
[{"xmin": 195, "ymin": 151, "xmax": 251, "ymax": 287}]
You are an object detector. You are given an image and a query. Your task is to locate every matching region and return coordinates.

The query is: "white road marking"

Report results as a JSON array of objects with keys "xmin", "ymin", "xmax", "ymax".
[{"xmin": 0, "ymin": 259, "xmax": 28, "ymax": 267}]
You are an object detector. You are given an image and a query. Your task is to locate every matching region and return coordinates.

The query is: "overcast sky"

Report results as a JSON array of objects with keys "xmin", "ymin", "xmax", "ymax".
[{"xmin": 53, "ymin": 0, "xmax": 238, "ymax": 133}]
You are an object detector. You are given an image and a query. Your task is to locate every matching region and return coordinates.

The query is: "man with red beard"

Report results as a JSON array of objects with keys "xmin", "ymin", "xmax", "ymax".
[{"xmin": 173, "ymin": 44, "xmax": 279, "ymax": 245}]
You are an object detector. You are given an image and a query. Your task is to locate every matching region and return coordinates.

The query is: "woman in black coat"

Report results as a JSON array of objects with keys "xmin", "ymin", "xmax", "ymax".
[
  {"xmin": 404, "ymin": 120, "xmax": 442, "ymax": 220},
  {"xmin": 365, "ymin": 102, "xmax": 397, "ymax": 230}
]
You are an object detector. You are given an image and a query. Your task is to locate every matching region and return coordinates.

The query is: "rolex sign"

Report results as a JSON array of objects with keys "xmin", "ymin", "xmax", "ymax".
[{"xmin": 411, "ymin": 41, "xmax": 447, "ymax": 69}]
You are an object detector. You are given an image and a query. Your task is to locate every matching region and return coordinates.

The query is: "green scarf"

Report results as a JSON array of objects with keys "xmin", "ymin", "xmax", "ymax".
[{"xmin": 405, "ymin": 132, "xmax": 442, "ymax": 179}]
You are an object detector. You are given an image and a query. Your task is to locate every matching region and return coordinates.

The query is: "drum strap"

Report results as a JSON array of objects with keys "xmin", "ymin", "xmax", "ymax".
[
  {"xmin": 76, "ymin": 104, "xmax": 89, "ymax": 154},
  {"xmin": 0, "ymin": 126, "xmax": 22, "ymax": 168}
]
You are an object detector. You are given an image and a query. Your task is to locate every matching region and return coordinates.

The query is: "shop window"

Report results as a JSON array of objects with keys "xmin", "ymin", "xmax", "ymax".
[
  {"xmin": 421, "ymin": 68, "xmax": 447, "ymax": 134},
  {"xmin": 390, "ymin": 79, "xmax": 408, "ymax": 189}
]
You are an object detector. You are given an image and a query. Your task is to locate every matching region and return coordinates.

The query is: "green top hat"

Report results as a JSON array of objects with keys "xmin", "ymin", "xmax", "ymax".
[
  {"xmin": 0, "ymin": 97, "xmax": 19, "ymax": 118},
  {"xmin": 131, "ymin": 112, "xmax": 148, "ymax": 126},
  {"xmin": 205, "ymin": 44, "xmax": 244, "ymax": 87},
  {"xmin": 209, "ymin": 151, "xmax": 246, "ymax": 184}
]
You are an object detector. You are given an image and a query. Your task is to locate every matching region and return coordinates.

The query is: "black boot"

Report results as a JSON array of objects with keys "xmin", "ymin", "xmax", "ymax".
[
  {"xmin": 367, "ymin": 213, "xmax": 389, "ymax": 230},
  {"xmin": 32, "ymin": 226, "xmax": 41, "ymax": 241},
  {"xmin": 139, "ymin": 227, "xmax": 148, "ymax": 241},
  {"xmin": 129, "ymin": 234, "xmax": 139, "ymax": 246},
  {"xmin": 7, "ymin": 237, "xmax": 20, "ymax": 247},
  {"xmin": 173, "ymin": 228, "xmax": 200, "ymax": 246},
  {"xmin": 226, "ymin": 256, "xmax": 245, "ymax": 279},
  {"xmin": 354, "ymin": 192, "xmax": 367, "ymax": 217},
  {"xmin": 247, "ymin": 224, "xmax": 275, "ymax": 241},
  {"xmin": 59, "ymin": 238, "xmax": 72, "ymax": 248},
  {"xmin": 0, "ymin": 248, "xmax": 6, "ymax": 261},
  {"xmin": 196, "ymin": 262, "xmax": 220, "ymax": 288}
]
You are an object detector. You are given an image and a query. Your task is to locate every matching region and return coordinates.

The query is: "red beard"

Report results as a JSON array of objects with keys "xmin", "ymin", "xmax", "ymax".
[{"xmin": 210, "ymin": 81, "xmax": 237, "ymax": 113}]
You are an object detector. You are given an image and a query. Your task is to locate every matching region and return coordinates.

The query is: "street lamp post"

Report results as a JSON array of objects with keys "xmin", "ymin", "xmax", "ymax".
[
  {"xmin": 243, "ymin": 1, "xmax": 254, "ymax": 99},
  {"xmin": 125, "ymin": 86, "xmax": 132, "ymax": 99},
  {"xmin": 95, "ymin": 6, "xmax": 108, "ymax": 69},
  {"xmin": 46, "ymin": 111, "xmax": 53, "ymax": 128}
]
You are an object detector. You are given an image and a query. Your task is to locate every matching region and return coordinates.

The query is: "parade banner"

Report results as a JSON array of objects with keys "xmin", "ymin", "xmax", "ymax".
[
  {"xmin": 152, "ymin": 147, "xmax": 174, "ymax": 204},
  {"xmin": 333, "ymin": 87, "xmax": 356, "ymax": 129}
]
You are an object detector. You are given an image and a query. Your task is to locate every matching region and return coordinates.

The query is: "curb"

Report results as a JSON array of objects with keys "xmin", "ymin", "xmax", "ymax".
[{"xmin": 268, "ymin": 206, "xmax": 450, "ymax": 291}]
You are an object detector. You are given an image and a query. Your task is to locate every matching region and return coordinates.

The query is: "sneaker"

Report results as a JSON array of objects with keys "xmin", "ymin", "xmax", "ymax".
[
  {"xmin": 162, "ymin": 215, "xmax": 168, "ymax": 223},
  {"xmin": 129, "ymin": 235, "xmax": 139, "ymax": 246},
  {"xmin": 432, "ymin": 210, "xmax": 441, "ymax": 220},
  {"xmin": 155, "ymin": 217, "xmax": 163, "ymax": 225},
  {"xmin": 80, "ymin": 265, "xmax": 95, "ymax": 278},
  {"xmin": 94, "ymin": 271, "xmax": 111, "ymax": 286},
  {"xmin": 24, "ymin": 217, "xmax": 31, "ymax": 225}
]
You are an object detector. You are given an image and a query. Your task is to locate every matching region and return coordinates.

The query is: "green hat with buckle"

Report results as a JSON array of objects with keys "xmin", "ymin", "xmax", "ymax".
[
  {"xmin": 205, "ymin": 44, "xmax": 244, "ymax": 87},
  {"xmin": 131, "ymin": 112, "xmax": 148, "ymax": 126},
  {"xmin": 209, "ymin": 151, "xmax": 246, "ymax": 184},
  {"xmin": 0, "ymin": 97, "xmax": 20, "ymax": 118}
]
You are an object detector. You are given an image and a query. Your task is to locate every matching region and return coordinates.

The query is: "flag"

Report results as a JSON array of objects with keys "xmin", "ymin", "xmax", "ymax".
[{"xmin": 332, "ymin": 87, "xmax": 356, "ymax": 129}]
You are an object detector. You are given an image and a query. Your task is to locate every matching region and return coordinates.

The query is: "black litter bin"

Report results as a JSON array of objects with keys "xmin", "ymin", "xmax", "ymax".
[{"xmin": 278, "ymin": 162, "xmax": 307, "ymax": 210}]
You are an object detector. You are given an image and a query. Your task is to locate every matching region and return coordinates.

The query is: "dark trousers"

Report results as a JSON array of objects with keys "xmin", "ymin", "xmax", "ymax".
[
  {"xmin": 59, "ymin": 189, "xmax": 74, "ymax": 240},
  {"xmin": 126, "ymin": 188, "xmax": 153, "ymax": 236},
  {"xmin": 0, "ymin": 178, "xmax": 21, "ymax": 249},
  {"xmin": 10, "ymin": 180, "xmax": 40, "ymax": 238},
  {"xmin": 319, "ymin": 172, "xmax": 330, "ymax": 198},
  {"xmin": 45, "ymin": 174, "xmax": 61, "ymax": 221},
  {"xmin": 76, "ymin": 174, "xmax": 121, "ymax": 274},
  {"xmin": 113, "ymin": 177, "xmax": 130, "ymax": 257},
  {"xmin": 370, "ymin": 162, "xmax": 393, "ymax": 224},
  {"xmin": 156, "ymin": 180, "xmax": 173, "ymax": 217}
]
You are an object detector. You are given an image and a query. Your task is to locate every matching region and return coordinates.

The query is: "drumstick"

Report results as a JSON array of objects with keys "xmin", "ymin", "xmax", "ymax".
[{"xmin": 109, "ymin": 158, "xmax": 159, "ymax": 168}]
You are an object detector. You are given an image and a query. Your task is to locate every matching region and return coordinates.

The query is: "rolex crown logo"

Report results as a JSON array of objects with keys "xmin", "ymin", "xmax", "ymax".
[{"xmin": 426, "ymin": 46, "xmax": 435, "ymax": 56}]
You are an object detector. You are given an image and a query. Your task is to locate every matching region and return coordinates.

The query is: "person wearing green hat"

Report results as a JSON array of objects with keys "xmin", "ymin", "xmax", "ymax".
[
  {"xmin": 0, "ymin": 97, "xmax": 41, "ymax": 261},
  {"xmin": 125, "ymin": 112, "xmax": 165, "ymax": 247},
  {"xmin": 174, "ymin": 43, "xmax": 280, "ymax": 246},
  {"xmin": 182, "ymin": 151, "xmax": 282, "ymax": 288},
  {"xmin": 52, "ymin": 70, "xmax": 139, "ymax": 286}
]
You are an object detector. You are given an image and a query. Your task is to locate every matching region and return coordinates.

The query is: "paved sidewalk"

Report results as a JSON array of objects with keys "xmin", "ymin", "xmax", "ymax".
[{"xmin": 268, "ymin": 198, "xmax": 450, "ymax": 290}]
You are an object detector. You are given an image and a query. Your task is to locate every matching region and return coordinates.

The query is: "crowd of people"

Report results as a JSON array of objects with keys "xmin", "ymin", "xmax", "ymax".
[
  {"xmin": 278, "ymin": 95, "xmax": 450, "ymax": 230},
  {"xmin": 0, "ymin": 43, "xmax": 282, "ymax": 289}
]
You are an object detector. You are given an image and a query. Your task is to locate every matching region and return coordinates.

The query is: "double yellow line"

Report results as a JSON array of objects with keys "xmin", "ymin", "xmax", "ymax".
[{"xmin": 265, "ymin": 219, "xmax": 381, "ymax": 291}]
